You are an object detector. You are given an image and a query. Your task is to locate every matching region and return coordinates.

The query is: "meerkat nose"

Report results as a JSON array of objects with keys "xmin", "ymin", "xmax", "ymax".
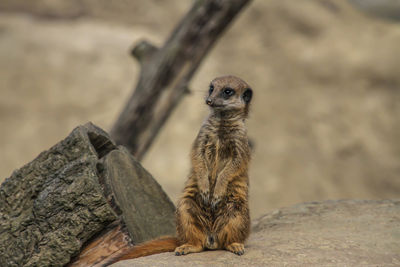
[{"xmin": 206, "ymin": 98, "xmax": 213, "ymax": 106}]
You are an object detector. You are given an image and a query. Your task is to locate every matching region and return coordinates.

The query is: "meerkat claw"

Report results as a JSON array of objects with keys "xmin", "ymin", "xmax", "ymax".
[
  {"xmin": 200, "ymin": 191, "xmax": 210, "ymax": 205},
  {"xmin": 226, "ymin": 242, "xmax": 245, "ymax": 256},
  {"xmin": 211, "ymin": 198, "xmax": 221, "ymax": 210}
]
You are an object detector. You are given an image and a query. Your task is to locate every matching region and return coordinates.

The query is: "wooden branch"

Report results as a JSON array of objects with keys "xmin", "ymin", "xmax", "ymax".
[
  {"xmin": 0, "ymin": 123, "xmax": 175, "ymax": 267},
  {"xmin": 111, "ymin": 0, "xmax": 251, "ymax": 160}
]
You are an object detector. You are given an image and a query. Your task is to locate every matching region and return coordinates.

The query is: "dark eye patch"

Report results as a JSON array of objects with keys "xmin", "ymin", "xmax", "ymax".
[
  {"xmin": 242, "ymin": 88, "xmax": 253, "ymax": 103},
  {"xmin": 222, "ymin": 87, "xmax": 235, "ymax": 99},
  {"xmin": 209, "ymin": 84, "xmax": 214, "ymax": 95}
]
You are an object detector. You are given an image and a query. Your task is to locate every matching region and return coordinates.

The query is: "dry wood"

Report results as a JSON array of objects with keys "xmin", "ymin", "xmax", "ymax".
[
  {"xmin": 0, "ymin": 123, "xmax": 175, "ymax": 267},
  {"xmin": 68, "ymin": 224, "xmax": 130, "ymax": 267},
  {"xmin": 111, "ymin": 0, "xmax": 251, "ymax": 160}
]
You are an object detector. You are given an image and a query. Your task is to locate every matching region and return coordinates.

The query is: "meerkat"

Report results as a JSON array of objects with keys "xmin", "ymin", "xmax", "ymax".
[
  {"xmin": 175, "ymin": 75, "xmax": 252, "ymax": 256},
  {"xmin": 105, "ymin": 75, "xmax": 253, "ymax": 265}
]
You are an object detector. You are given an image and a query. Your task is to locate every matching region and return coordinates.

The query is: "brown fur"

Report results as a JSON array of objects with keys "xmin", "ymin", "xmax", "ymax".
[
  {"xmin": 103, "ymin": 237, "xmax": 178, "ymax": 265},
  {"xmin": 175, "ymin": 75, "xmax": 252, "ymax": 256},
  {"xmin": 106, "ymin": 75, "xmax": 253, "ymax": 265}
]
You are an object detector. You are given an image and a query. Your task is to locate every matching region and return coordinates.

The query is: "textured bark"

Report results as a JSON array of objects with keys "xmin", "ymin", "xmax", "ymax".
[
  {"xmin": 0, "ymin": 123, "xmax": 175, "ymax": 267},
  {"xmin": 110, "ymin": 0, "xmax": 251, "ymax": 160},
  {"xmin": 100, "ymin": 148, "xmax": 175, "ymax": 243}
]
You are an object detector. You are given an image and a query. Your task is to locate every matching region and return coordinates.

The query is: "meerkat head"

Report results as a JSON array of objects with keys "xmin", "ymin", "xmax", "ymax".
[{"xmin": 206, "ymin": 75, "xmax": 253, "ymax": 117}]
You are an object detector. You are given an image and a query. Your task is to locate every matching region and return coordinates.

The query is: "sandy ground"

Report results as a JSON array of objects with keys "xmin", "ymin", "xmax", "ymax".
[
  {"xmin": 0, "ymin": 0, "xmax": 399, "ymax": 218},
  {"xmin": 112, "ymin": 200, "xmax": 400, "ymax": 266}
]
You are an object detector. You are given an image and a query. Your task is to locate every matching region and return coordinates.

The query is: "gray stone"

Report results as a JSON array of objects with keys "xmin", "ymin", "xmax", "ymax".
[{"xmin": 112, "ymin": 199, "xmax": 400, "ymax": 267}]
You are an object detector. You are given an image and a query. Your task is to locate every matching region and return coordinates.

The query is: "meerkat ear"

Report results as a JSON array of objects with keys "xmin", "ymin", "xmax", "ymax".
[{"xmin": 242, "ymin": 88, "xmax": 253, "ymax": 104}]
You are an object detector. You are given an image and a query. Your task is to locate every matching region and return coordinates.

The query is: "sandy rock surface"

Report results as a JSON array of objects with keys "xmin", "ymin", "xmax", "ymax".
[{"xmin": 112, "ymin": 199, "xmax": 400, "ymax": 267}]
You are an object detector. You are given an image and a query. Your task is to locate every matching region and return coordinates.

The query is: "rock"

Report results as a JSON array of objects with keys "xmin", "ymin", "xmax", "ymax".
[
  {"xmin": 111, "ymin": 199, "xmax": 400, "ymax": 266},
  {"xmin": 0, "ymin": 123, "xmax": 175, "ymax": 267},
  {"xmin": 349, "ymin": 0, "xmax": 400, "ymax": 20}
]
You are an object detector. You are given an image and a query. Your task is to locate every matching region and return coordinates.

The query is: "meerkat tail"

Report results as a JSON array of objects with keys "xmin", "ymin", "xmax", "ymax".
[{"xmin": 101, "ymin": 237, "xmax": 178, "ymax": 266}]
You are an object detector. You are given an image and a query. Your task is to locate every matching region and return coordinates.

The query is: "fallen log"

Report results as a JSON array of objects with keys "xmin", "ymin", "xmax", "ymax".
[{"xmin": 0, "ymin": 123, "xmax": 175, "ymax": 267}]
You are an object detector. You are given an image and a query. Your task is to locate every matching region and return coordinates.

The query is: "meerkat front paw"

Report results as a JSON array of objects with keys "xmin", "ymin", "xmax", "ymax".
[
  {"xmin": 175, "ymin": 244, "xmax": 203, "ymax": 256},
  {"xmin": 210, "ymin": 196, "xmax": 221, "ymax": 211},
  {"xmin": 199, "ymin": 190, "xmax": 210, "ymax": 205},
  {"xmin": 197, "ymin": 177, "xmax": 210, "ymax": 205},
  {"xmin": 226, "ymin": 242, "xmax": 245, "ymax": 256}
]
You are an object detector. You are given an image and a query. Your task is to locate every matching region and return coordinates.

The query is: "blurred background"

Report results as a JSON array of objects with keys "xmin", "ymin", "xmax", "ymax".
[{"xmin": 0, "ymin": 0, "xmax": 399, "ymax": 218}]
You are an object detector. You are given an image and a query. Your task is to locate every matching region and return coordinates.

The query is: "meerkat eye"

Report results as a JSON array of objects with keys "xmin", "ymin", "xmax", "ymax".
[
  {"xmin": 209, "ymin": 85, "xmax": 214, "ymax": 95},
  {"xmin": 222, "ymin": 88, "xmax": 235, "ymax": 98}
]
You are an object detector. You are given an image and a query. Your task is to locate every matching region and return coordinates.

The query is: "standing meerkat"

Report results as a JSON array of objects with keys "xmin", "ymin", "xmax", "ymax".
[
  {"xmin": 175, "ymin": 75, "xmax": 252, "ymax": 256},
  {"xmin": 106, "ymin": 75, "xmax": 253, "ymax": 265}
]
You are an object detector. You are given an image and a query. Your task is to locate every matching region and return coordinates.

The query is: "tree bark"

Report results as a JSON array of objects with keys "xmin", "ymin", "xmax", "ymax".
[
  {"xmin": 0, "ymin": 123, "xmax": 175, "ymax": 267},
  {"xmin": 110, "ymin": 0, "xmax": 251, "ymax": 160}
]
